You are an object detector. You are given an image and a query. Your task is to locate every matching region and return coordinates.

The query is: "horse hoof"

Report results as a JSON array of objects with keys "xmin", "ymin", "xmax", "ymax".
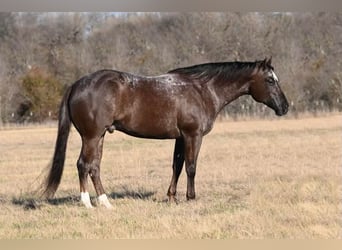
[
  {"xmin": 81, "ymin": 192, "xmax": 93, "ymax": 208},
  {"xmin": 168, "ymin": 195, "xmax": 179, "ymax": 204},
  {"xmin": 98, "ymin": 194, "xmax": 113, "ymax": 209},
  {"xmin": 186, "ymin": 195, "xmax": 196, "ymax": 201}
]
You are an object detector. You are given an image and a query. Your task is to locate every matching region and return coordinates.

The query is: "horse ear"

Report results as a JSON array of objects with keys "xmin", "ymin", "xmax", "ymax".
[
  {"xmin": 266, "ymin": 56, "xmax": 272, "ymax": 67},
  {"xmin": 259, "ymin": 57, "xmax": 267, "ymax": 70}
]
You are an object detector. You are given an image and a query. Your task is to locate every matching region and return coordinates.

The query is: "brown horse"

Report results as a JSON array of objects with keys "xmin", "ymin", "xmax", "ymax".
[{"xmin": 43, "ymin": 57, "xmax": 288, "ymax": 208}]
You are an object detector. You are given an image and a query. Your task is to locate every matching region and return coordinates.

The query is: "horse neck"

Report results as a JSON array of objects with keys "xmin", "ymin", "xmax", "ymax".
[{"xmin": 209, "ymin": 75, "xmax": 252, "ymax": 114}]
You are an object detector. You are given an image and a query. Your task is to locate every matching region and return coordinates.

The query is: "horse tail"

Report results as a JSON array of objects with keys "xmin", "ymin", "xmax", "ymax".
[{"xmin": 43, "ymin": 85, "xmax": 73, "ymax": 199}]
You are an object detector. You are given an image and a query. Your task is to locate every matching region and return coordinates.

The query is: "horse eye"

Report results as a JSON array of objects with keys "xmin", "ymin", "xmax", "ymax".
[{"xmin": 266, "ymin": 78, "xmax": 275, "ymax": 85}]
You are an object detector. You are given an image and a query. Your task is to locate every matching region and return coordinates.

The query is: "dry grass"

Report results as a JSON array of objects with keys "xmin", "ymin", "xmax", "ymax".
[{"xmin": 0, "ymin": 114, "xmax": 341, "ymax": 239}]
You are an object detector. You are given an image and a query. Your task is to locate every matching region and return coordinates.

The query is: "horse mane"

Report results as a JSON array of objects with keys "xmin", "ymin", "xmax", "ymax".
[{"xmin": 168, "ymin": 61, "xmax": 262, "ymax": 83}]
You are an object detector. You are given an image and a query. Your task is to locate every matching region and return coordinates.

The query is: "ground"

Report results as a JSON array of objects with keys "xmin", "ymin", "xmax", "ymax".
[{"xmin": 0, "ymin": 114, "xmax": 341, "ymax": 239}]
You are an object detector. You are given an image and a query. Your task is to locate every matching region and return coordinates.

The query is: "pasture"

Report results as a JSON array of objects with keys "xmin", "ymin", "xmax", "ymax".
[{"xmin": 0, "ymin": 114, "xmax": 341, "ymax": 239}]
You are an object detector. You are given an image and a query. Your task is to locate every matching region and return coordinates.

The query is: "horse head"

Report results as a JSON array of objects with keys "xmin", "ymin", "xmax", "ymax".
[{"xmin": 249, "ymin": 57, "xmax": 289, "ymax": 116}]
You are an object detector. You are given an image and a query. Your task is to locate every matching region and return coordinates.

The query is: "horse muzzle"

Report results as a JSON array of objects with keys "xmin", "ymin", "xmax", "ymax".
[
  {"xmin": 265, "ymin": 97, "xmax": 289, "ymax": 116},
  {"xmin": 275, "ymin": 103, "xmax": 289, "ymax": 116}
]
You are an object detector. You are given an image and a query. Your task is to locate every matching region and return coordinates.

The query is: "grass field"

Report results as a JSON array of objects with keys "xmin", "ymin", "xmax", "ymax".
[{"xmin": 0, "ymin": 114, "xmax": 341, "ymax": 239}]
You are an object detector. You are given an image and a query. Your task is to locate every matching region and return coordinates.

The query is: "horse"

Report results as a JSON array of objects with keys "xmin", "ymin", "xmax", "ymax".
[{"xmin": 43, "ymin": 57, "xmax": 288, "ymax": 208}]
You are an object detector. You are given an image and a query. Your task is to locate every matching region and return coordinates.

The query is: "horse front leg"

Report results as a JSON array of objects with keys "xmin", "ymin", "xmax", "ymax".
[
  {"xmin": 183, "ymin": 133, "xmax": 202, "ymax": 200},
  {"xmin": 167, "ymin": 138, "xmax": 185, "ymax": 203}
]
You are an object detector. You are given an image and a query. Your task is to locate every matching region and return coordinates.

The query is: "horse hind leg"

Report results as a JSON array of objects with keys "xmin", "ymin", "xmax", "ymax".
[
  {"xmin": 78, "ymin": 136, "xmax": 113, "ymax": 209},
  {"xmin": 90, "ymin": 136, "xmax": 112, "ymax": 209},
  {"xmin": 77, "ymin": 153, "xmax": 93, "ymax": 208}
]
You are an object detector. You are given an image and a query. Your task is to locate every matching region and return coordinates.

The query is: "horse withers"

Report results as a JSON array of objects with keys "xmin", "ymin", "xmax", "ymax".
[{"xmin": 43, "ymin": 57, "xmax": 288, "ymax": 208}]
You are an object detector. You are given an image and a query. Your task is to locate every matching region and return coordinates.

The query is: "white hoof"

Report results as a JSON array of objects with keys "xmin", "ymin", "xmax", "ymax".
[
  {"xmin": 98, "ymin": 194, "xmax": 113, "ymax": 209},
  {"xmin": 81, "ymin": 192, "xmax": 93, "ymax": 208}
]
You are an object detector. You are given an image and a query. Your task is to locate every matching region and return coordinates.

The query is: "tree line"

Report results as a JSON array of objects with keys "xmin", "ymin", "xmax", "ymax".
[{"xmin": 0, "ymin": 12, "xmax": 341, "ymax": 123}]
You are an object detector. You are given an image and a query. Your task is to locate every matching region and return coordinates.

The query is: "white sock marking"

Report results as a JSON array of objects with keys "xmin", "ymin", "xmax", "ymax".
[
  {"xmin": 81, "ymin": 192, "xmax": 93, "ymax": 208},
  {"xmin": 98, "ymin": 194, "xmax": 113, "ymax": 209}
]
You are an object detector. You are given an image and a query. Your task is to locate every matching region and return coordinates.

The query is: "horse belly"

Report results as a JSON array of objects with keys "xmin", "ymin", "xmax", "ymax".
[
  {"xmin": 113, "ymin": 83, "xmax": 184, "ymax": 139},
  {"xmin": 115, "ymin": 109, "xmax": 180, "ymax": 139}
]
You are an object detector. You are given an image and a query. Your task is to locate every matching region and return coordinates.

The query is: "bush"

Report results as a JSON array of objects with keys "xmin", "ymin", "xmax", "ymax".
[{"xmin": 21, "ymin": 67, "xmax": 64, "ymax": 122}]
